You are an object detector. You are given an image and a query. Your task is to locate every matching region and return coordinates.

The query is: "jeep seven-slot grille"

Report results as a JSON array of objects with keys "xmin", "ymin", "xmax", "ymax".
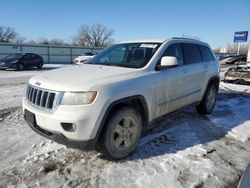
[{"xmin": 26, "ymin": 85, "xmax": 56, "ymax": 110}]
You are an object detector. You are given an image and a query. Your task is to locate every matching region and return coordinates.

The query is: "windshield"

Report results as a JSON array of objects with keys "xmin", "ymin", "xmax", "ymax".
[
  {"xmin": 3, "ymin": 54, "xmax": 22, "ymax": 61},
  {"xmin": 88, "ymin": 43, "xmax": 161, "ymax": 68}
]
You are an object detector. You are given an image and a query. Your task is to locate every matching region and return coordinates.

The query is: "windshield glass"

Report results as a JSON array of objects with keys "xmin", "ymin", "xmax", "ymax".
[
  {"xmin": 3, "ymin": 54, "xmax": 22, "ymax": 61},
  {"xmin": 88, "ymin": 43, "xmax": 161, "ymax": 68}
]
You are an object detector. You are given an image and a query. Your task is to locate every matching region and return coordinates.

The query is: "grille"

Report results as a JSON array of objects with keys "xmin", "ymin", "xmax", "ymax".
[{"xmin": 26, "ymin": 84, "xmax": 56, "ymax": 110}]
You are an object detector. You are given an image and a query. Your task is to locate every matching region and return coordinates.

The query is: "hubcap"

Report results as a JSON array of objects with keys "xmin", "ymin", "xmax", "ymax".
[
  {"xmin": 19, "ymin": 64, "xmax": 24, "ymax": 70},
  {"xmin": 206, "ymin": 86, "xmax": 216, "ymax": 110},
  {"xmin": 113, "ymin": 116, "xmax": 138, "ymax": 150}
]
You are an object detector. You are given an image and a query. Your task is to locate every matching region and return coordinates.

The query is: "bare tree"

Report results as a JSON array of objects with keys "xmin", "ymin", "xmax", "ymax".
[
  {"xmin": 50, "ymin": 38, "xmax": 65, "ymax": 45},
  {"xmin": 26, "ymin": 39, "xmax": 36, "ymax": 44},
  {"xmin": 13, "ymin": 36, "xmax": 26, "ymax": 44},
  {"xmin": 74, "ymin": 24, "xmax": 114, "ymax": 47},
  {"xmin": 37, "ymin": 38, "xmax": 50, "ymax": 45},
  {"xmin": 0, "ymin": 26, "xmax": 18, "ymax": 42}
]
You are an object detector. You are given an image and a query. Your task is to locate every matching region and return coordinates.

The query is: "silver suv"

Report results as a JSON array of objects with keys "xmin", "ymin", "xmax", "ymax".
[{"xmin": 23, "ymin": 38, "xmax": 220, "ymax": 160}]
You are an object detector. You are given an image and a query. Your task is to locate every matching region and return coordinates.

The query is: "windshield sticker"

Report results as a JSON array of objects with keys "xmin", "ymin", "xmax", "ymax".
[{"xmin": 140, "ymin": 44, "xmax": 158, "ymax": 48}]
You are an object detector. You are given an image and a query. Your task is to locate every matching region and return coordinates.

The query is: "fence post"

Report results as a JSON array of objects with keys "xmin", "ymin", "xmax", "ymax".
[
  {"xmin": 48, "ymin": 45, "xmax": 50, "ymax": 64},
  {"xmin": 70, "ymin": 47, "xmax": 73, "ymax": 64}
]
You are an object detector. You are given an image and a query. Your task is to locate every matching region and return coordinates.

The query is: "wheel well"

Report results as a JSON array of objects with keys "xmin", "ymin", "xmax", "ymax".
[
  {"xmin": 95, "ymin": 96, "xmax": 149, "ymax": 144},
  {"xmin": 208, "ymin": 76, "xmax": 220, "ymax": 90},
  {"xmin": 107, "ymin": 98, "xmax": 149, "ymax": 127}
]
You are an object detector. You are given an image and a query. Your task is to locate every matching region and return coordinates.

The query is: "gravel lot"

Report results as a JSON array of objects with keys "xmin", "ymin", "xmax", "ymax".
[{"xmin": 0, "ymin": 65, "xmax": 250, "ymax": 188}]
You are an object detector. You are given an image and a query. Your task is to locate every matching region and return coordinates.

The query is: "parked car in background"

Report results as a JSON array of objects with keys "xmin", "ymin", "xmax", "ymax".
[
  {"xmin": 221, "ymin": 55, "xmax": 247, "ymax": 64},
  {"xmin": 0, "ymin": 53, "xmax": 43, "ymax": 71},
  {"xmin": 74, "ymin": 52, "xmax": 97, "ymax": 64}
]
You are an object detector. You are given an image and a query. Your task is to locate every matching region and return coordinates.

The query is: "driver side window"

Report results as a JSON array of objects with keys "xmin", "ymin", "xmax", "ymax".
[{"xmin": 162, "ymin": 44, "xmax": 184, "ymax": 65}]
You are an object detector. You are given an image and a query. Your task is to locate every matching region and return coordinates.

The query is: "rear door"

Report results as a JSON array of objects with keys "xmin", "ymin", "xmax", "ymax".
[
  {"xmin": 31, "ymin": 54, "xmax": 40, "ymax": 67},
  {"xmin": 181, "ymin": 43, "xmax": 208, "ymax": 104},
  {"xmin": 22, "ymin": 54, "xmax": 33, "ymax": 68},
  {"xmin": 199, "ymin": 44, "xmax": 216, "ymax": 92}
]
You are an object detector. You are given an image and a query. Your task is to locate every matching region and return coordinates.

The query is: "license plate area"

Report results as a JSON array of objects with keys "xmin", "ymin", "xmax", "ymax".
[{"xmin": 24, "ymin": 109, "xmax": 36, "ymax": 125}]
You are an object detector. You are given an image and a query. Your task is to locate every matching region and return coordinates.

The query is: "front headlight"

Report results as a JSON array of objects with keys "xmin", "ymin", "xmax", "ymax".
[{"xmin": 60, "ymin": 91, "xmax": 97, "ymax": 105}]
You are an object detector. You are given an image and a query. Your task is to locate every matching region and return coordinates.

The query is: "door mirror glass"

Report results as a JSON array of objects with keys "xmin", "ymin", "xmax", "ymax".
[{"xmin": 160, "ymin": 56, "xmax": 178, "ymax": 67}]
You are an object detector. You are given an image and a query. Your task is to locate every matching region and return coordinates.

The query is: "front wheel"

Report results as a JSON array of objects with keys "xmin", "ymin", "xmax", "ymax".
[
  {"xmin": 17, "ymin": 63, "xmax": 24, "ymax": 71},
  {"xmin": 196, "ymin": 83, "xmax": 218, "ymax": 114},
  {"xmin": 98, "ymin": 107, "xmax": 143, "ymax": 160}
]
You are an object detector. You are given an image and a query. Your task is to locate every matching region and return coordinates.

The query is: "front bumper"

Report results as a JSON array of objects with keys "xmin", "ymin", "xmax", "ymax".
[
  {"xmin": 24, "ymin": 109, "xmax": 96, "ymax": 150},
  {"xmin": 0, "ymin": 63, "xmax": 17, "ymax": 69},
  {"xmin": 22, "ymin": 97, "xmax": 103, "ymax": 142}
]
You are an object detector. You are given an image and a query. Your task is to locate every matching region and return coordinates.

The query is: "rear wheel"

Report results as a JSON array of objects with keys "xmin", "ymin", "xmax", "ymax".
[
  {"xmin": 98, "ymin": 107, "xmax": 142, "ymax": 160},
  {"xmin": 37, "ymin": 62, "xmax": 43, "ymax": 69},
  {"xmin": 196, "ymin": 83, "xmax": 218, "ymax": 114},
  {"xmin": 17, "ymin": 63, "xmax": 24, "ymax": 71}
]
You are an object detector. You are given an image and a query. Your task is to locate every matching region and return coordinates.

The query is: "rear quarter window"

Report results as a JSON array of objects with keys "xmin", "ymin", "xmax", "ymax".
[
  {"xmin": 32, "ymin": 54, "xmax": 39, "ymax": 59},
  {"xmin": 199, "ymin": 45, "xmax": 214, "ymax": 61},
  {"xmin": 182, "ymin": 43, "xmax": 202, "ymax": 64}
]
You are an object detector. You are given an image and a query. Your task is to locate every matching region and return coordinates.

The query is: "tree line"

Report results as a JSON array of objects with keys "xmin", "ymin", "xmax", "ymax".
[
  {"xmin": 214, "ymin": 43, "xmax": 250, "ymax": 54},
  {"xmin": 0, "ymin": 23, "xmax": 114, "ymax": 47}
]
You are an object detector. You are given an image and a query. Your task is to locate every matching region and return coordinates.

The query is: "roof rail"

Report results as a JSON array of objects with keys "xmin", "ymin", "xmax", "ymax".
[{"xmin": 171, "ymin": 37, "xmax": 200, "ymax": 41}]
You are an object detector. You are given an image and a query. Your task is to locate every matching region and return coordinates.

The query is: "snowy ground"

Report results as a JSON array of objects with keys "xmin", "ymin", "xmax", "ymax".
[{"xmin": 0, "ymin": 65, "xmax": 250, "ymax": 188}]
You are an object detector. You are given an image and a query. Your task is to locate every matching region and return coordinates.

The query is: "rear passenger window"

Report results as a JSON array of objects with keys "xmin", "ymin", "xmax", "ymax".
[
  {"xmin": 162, "ymin": 44, "xmax": 184, "ymax": 65},
  {"xmin": 182, "ymin": 44, "xmax": 202, "ymax": 64},
  {"xmin": 199, "ymin": 45, "xmax": 214, "ymax": 61},
  {"xmin": 24, "ymin": 54, "xmax": 32, "ymax": 59},
  {"xmin": 32, "ymin": 54, "xmax": 38, "ymax": 59}
]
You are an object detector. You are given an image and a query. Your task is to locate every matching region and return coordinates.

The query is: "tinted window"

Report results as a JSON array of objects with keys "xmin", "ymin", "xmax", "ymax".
[
  {"xmin": 182, "ymin": 43, "xmax": 202, "ymax": 64},
  {"xmin": 31, "ymin": 54, "xmax": 39, "ymax": 58},
  {"xmin": 199, "ymin": 45, "xmax": 214, "ymax": 61},
  {"xmin": 24, "ymin": 54, "xmax": 32, "ymax": 59},
  {"xmin": 162, "ymin": 43, "xmax": 184, "ymax": 65}
]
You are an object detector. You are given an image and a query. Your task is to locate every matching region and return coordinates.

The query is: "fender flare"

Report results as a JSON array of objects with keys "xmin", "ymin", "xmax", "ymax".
[
  {"xmin": 92, "ymin": 95, "xmax": 149, "ymax": 145},
  {"xmin": 201, "ymin": 75, "xmax": 220, "ymax": 102}
]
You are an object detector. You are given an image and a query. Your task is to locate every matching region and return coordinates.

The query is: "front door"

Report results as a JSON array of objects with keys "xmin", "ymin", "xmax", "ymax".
[{"xmin": 154, "ymin": 43, "xmax": 189, "ymax": 117}]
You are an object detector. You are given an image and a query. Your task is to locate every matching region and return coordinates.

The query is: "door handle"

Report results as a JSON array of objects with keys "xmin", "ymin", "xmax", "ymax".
[{"xmin": 181, "ymin": 69, "xmax": 187, "ymax": 73}]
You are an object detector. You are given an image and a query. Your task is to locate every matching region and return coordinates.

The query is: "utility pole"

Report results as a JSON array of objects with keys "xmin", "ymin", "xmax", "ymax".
[
  {"xmin": 247, "ymin": 43, "xmax": 250, "ymax": 63},
  {"xmin": 237, "ymin": 43, "xmax": 240, "ymax": 55}
]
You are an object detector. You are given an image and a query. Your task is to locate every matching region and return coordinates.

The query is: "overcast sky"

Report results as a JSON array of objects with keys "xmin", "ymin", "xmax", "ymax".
[{"xmin": 1, "ymin": 0, "xmax": 249, "ymax": 48}]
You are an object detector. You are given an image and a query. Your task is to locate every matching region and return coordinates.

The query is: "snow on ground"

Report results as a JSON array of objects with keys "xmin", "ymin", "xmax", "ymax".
[
  {"xmin": 220, "ymin": 82, "xmax": 250, "ymax": 94},
  {"xmin": 0, "ymin": 66, "xmax": 250, "ymax": 188}
]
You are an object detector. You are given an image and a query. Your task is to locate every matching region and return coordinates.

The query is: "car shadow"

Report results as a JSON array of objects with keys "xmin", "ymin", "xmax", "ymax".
[{"xmin": 118, "ymin": 91, "xmax": 250, "ymax": 161}]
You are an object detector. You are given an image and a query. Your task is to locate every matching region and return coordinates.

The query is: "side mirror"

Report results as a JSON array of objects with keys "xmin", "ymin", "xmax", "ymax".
[{"xmin": 160, "ymin": 56, "xmax": 178, "ymax": 68}]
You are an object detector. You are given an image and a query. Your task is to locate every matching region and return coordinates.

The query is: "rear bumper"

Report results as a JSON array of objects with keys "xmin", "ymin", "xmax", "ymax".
[{"xmin": 24, "ymin": 110, "xmax": 96, "ymax": 150}]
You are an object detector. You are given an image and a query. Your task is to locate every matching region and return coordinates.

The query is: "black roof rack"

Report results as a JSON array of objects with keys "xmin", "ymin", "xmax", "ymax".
[{"xmin": 171, "ymin": 37, "xmax": 200, "ymax": 41}]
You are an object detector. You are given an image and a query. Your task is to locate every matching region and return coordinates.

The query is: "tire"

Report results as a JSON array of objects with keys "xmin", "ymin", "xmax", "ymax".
[
  {"xmin": 37, "ymin": 62, "xmax": 43, "ymax": 69},
  {"xmin": 196, "ymin": 83, "xmax": 218, "ymax": 114},
  {"xmin": 17, "ymin": 63, "xmax": 24, "ymax": 71},
  {"xmin": 98, "ymin": 107, "xmax": 143, "ymax": 160}
]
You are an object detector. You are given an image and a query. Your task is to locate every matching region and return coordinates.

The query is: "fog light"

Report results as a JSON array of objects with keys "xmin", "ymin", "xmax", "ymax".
[{"xmin": 61, "ymin": 123, "xmax": 76, "ymax": 132}]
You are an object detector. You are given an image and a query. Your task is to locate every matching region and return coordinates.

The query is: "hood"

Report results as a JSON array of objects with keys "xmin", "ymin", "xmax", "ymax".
[
  {"xmin": 29, "ymin": 64, "xmax": 139, "ymax": 91},
  {"xmin": 1, "ymin": 58, "xmax": 18, "ymax": 63}
]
